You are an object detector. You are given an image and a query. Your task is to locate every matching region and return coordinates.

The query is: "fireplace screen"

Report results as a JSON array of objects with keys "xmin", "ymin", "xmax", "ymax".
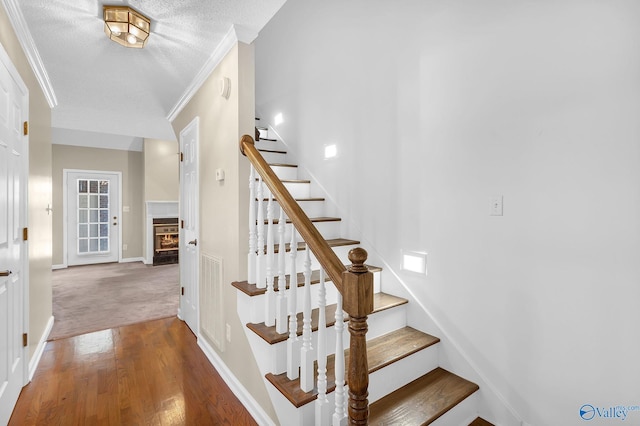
[{"xmin": 153, "ymin": 218, "xmax": 179, "ymax": 265}]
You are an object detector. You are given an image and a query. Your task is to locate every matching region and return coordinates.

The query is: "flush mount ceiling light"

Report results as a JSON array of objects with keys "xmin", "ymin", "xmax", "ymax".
[{"xmin": 103, "ymin": 5, "xmax": 150, "ymax": 48}]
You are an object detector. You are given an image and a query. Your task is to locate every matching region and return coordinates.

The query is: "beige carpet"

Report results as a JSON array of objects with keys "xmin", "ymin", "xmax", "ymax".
[{"xmin": 49, "ymin": 262, "xmax": 179, "ymax": 340}]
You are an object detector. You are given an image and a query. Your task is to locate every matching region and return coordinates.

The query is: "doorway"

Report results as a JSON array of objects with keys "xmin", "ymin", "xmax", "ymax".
[{"xmin": 64, "ymin": 170, "xmax": 121, "ymax": 266}]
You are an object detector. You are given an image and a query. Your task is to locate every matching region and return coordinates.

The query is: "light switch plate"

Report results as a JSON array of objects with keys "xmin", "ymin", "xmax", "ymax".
[{"xmin": 490, "ymin": 195, "xmax": 503, "ymax": 216}]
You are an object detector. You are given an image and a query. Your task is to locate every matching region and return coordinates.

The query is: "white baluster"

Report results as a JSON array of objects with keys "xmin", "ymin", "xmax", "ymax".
[
  {"xmin": 275, "ymin": 208, "xmax": 288, "ymax": 334},
  {"xmin": 265, "ymin": 191, "xmax": 275, "ymax": 327},
  {"xmin": 332, "ymin": 291, "xmax": 347, "ymax": 426},
  {"xmin": 255, "ymin": 176, "xmax": 265, "ymax": 289},
  {"xmin": 300, "ymin": 245, "xmax": 315, "ymax": 392},
  {"xmin": 286, "ymin": 227, "xmax": 300, "ymax": 380},
  {"xmin": 247, "ymin": 166, "xmax": 257, "ymax": 285},
  {"xmin": 315, "ymin": 269, "xmax": 330, "ymax": 425}
]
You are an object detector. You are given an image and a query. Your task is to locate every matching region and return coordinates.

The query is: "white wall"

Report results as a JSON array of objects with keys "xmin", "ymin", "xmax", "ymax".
[{"xmin": 255, "ymin": 1, "xmax": 640, "ymax": 425}]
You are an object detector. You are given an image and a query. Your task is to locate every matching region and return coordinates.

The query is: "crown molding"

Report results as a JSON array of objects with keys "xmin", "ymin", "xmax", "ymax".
[
  {"xmin": 1, "ymin": 0, "xmax": 58, "ymax": 108},
  {"xmin": 166, "ymin": 24, "xmax": 258, "ymax": 122}
]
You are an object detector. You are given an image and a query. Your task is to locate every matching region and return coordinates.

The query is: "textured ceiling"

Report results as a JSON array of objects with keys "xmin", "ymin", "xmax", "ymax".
[{"xmin": 15, "ymin": 0, "xmax": 286, "ymax": 140}]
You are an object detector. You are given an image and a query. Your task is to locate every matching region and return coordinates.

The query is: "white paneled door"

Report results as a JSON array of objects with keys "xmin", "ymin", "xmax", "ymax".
[
  {"xmin": 0, "ymin": 47, "xmax": 28, "ymax": 425},
  {"xmin": 65, "ymin": 171, "xmax": 120, "ymax": 266},
  {"xmin": 179, "ymin": 117, "xmax": 199, "ymax": 333}
]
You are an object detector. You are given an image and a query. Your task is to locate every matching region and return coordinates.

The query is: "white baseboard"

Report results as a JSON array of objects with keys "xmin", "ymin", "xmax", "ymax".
[
  {"xmin": 197, "ymin": 335, "xmax": 276, "ymax": 426},
  {"xmin": 52, "ymin": 264, "xmax": 66, "ymax": 270},
  {"xmin": 120, "ymin": 257, "xmax": 145, "ymax": 264},
  {"xmin": 28, "ymin": 315, "xmax": 54, "ymax": 381}
]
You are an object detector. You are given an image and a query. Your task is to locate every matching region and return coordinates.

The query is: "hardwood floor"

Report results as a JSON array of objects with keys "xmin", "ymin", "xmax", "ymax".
[{"xmin": 9, "ymin": 317, "xmax": 257, "ymax": 425}]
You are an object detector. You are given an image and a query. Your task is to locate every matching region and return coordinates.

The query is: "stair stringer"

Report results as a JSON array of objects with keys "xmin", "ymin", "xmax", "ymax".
[{"xmin": 261, "ymin": 120, "xmax": 523, "ymax": 426}]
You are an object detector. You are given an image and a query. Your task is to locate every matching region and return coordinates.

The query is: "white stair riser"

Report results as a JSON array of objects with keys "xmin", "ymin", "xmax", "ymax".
[
  {"xmin": 259, "ymin": 151, "xmax": 287, "ymax": 163},
  {"xmin": 240, "ymin": 270, "xmax": 380, "ymax": 322},
  {"xmin": 246, "ymin": 298, "xmax": 406, "ymax": 367},
  {"xmin": 261, "ymin": 181, "xmax": 310, "ymax": 199},
  {"xmin": 368, "ymin": 346, "xmax": 439, "ymax": 404},
  {"xmin": 271, "ymin": 165, "xmax": 298, "ymax": 180},
  {"xmin": 259, "ymin": 200, "xmax": 327, "ymax": 220},
  {"xmin": 259, "ymin": 220, "xmax": 342, "ymax": 243},
  {"xmin": 254, "ymin": 244, "xmax": 359, "ymax": 276},
  {"xmin": 366, "ymin": 303, "xmax": 407, "ymax": 340},
  {"xmin": 239, "ymin": 282, "xmax": 341, "ymax": 323},
  {"xmin": 431, "ymin": 391, "xmax": 479, "ymax": 426}
]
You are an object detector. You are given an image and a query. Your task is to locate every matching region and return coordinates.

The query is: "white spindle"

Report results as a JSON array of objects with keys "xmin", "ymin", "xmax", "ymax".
[
  {"xmin": 286, "ymin": 227, "xmax": 299, "ymax": 380},
  {"xmin": 300, "ymin": 245, "xmax": 315, "ymax": 392},
  {"xmin": 315, "ymin": 269, "xmax": 330, "ymax": 425},
  {"xmin": 247, "ymin": 166, "xmax": 257, "ymax": 284},
  {"xmin": 255, "ymin": 176, "xmax": 265, "ymax": 289},
  {"xmin": 332, "ymin": 291, "xmax": 347, "ymax": 426},
  {"xmin": 265, "ymin": 191, "xmax": 276, "ymax": 327},
  {"xmin": 275, "ymin": 208, "xmax": 288, "ymax": 334}
]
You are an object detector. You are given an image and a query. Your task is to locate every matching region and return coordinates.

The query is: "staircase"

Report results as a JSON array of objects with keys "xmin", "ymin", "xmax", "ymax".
[{"xmin": 232, "ymin": 122, "xmax": 493, "ymax": 425}]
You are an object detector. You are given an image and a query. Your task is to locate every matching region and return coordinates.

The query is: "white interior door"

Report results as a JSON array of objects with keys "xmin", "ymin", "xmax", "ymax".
[
  {"xmin": 0, "ymin": 47, "xmax": 28, "ymax": 425},
  {"xmin": 65, "ymin": 171, "xmax": 120, "ymax": 266},
  {"xmin": 179, "ymin": 117, "xmax": 199, "ymax": 333}
]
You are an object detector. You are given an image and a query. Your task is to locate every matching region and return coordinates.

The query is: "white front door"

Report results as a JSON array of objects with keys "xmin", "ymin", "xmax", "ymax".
[
  {"xmin": 65, "ymin": 171, "xmax": 120, "ymax": 266},
  {"xmin": 179, "ymin": 118, "xmax": 199, "ymax": 333},
  {"xmin": 0, "ymin": 47, "xmax": 28, "ymax": 425}
]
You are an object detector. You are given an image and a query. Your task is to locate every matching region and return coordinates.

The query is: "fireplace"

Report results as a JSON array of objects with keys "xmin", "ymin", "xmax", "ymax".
[{"xmin": 153, "ymin": 218, "xmax": 179, "ymax": 265}]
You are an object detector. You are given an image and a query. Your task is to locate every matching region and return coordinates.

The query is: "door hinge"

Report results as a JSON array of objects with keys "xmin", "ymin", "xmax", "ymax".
[
  {"xmin": 181, "ymin": 286, "xmax": 185, "ymax": 296},
  {"xmin": 23, "ymin": 333, "xmax": 27, "ymax": 347},
  {"xmin": 23, "ymin": 121, "xmax": 28, "ymax": 136},
  {"xmin": 180, "ymin": 152, "xmax": 184, "ymax": 162},
  {"xmin": 181, "ymin": 220, "xmax": 184, "ymax": 229},
  {"xmin": 23, "ymin": 227, "xmax": 28, "ymax": 241}
]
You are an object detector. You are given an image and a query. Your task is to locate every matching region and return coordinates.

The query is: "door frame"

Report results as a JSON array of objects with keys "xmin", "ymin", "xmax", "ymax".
[
  {"xmin": 0, "ymin": 39, "xmax": 30, "ymax": 409},
  {"xmin": 62, "ymin": 169, "xmax": 123, "ymax": 268},
  {"xmin": 178, "ymin": 116, "xmax": 199, "ymax": 332}
]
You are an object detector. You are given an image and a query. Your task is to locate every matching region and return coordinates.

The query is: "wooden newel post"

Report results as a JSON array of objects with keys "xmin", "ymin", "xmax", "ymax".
[{"xmin": 342, "ymin": 247, "xmax": 374, "ymax": 425}]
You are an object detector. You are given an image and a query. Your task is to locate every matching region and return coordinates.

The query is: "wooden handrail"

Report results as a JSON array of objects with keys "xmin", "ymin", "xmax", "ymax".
[
  {"xmin": 240, "ymin": 134, "xmax": 347, "ymax": 293},
  {"xmin": 240, "ymin": 134, "xmax": 374, "ymax": 425}
]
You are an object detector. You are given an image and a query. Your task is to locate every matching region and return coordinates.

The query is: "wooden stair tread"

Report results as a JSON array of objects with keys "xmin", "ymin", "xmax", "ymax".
[
  {"xmin": 269, "ymin": 163, "xmax": 297, "ymax": 168},
  {"xmin": 247, "ymin": 293, "xmax": 407, "ymax": 344},
  {"xmin": 263, "ymin": 216, "xmax": 341, "ymax": 225},
  {"xmin": 469, "ymin": 418, "xmax": 494, "ymax": 426},
  {"xmin": 266, "ymin": 326, "xmax": 440, "ymax": 407},
  {"xmin": 232, "ymin": 264, "xmax": 383, "ymax": 297},
  {"xmin": 259, "ymin": 197, "xmax": 325, "ymax": 202},
  {"xmin": 257, "ymin": 148, "xmax": 286, "ymax": 154},
  {"xmin": 369, "ymin": 367, "xmax": 479, "ymax": 425},
  {"xmin": 273, "ymin": 238, "xmax": 360, "ymax": 254},
  {"xmin": 256, "ymin": 178, "xmax": 310, "ymax": 184}
]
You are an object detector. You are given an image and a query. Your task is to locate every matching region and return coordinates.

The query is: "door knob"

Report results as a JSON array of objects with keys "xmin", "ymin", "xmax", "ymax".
[
  {"xmin": 0, "ymin": 270, "xmax": 12, "ymax": 277},
  {"xmin": 188, "ymin": 239, "xmax": 198, "ymax": 246}
]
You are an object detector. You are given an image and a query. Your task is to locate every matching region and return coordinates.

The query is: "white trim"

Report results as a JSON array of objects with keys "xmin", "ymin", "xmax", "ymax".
[
  {"xmin": 166, "ymin": 25, "xmax": 257, "ymax": 122},
  {"xmin": 0, "ymin": 0, "xmax": 57, "ymax": 108},
  {"xmin": 51, "ymin": 264, "xmax": 66, "ymax": 270},
  {"xmin": 197, "ymin": 336, "xmax": 276, "ymax": 426},
  {"xmin": 62, "ymin": 169, "xmax": 123, "ymax": 266},
  {"xmin": 28, "ymin": 316, "xmax": 53, "ymax": 381},
  {"xmin": 120, "ymin": 257, "xmax": 145, "ymax": 264}
]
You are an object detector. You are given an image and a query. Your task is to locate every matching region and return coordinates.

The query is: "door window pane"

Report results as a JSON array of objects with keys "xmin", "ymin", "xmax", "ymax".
[{"xmin": 77, "ymin": 178, "xmax": 111, "ymax": 255}]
